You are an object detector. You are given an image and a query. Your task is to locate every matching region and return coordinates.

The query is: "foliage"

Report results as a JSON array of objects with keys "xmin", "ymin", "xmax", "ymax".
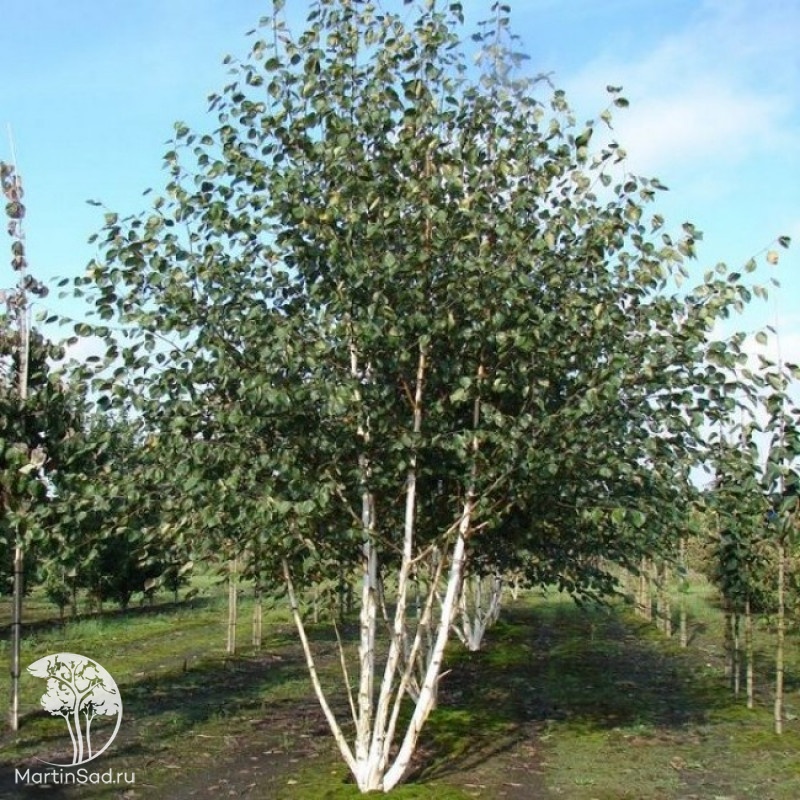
[
  {"xmin": 1, "ymin": 159, "xmax": 75, "ymax": 593},
  {"xmin": 704, "ymin": 351, "xmax": 800, "ymax": 616},
  {"xmin": 38, "ymin": 411, "xmax": 194, "ymax": 611},
  {"xmin": 69, "ymin": 0, "xmax": 783, "ymax": 790}
]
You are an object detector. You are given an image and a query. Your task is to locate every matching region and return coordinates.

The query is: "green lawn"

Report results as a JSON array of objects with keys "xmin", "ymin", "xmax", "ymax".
[{"xmin": 0, "ymin": 576, "xmax": 798, "ymax": 798}]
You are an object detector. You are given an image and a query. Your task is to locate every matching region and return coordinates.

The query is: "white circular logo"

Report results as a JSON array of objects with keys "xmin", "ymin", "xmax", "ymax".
[{"xmin": 27, "ymin": 653, "xmax": 123, "ymax": 766}]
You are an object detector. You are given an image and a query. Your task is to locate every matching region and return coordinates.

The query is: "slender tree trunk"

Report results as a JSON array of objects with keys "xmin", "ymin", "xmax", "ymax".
[
  {"xmin": 654, "ymin": 560, "xmax": 663, "ymax": 630},
  {"xmin": 644, "ymin": 560, "xmax": 653, "ymax": 621},
  {"xmin": 745, "ymin": 596, "xmax": 754, "ymax": 710},
  {"xmin": 636, "ymin": 559, "xmax": 644, "ymax": 617},
  {"xmin": 227, "ymin": 557, "xmax": 238, "ymax": 656},
  {"xmin": 649, "ymin": 559, "xmax": 658, "ymax": 623},
  {"xmin": 655, "ymin": 561, "xmax": 671, "ymax": 637},
  {"xmin": 283, "ymin": 559, "xmax": 358, "ymax": 778},
  {"xmin": 71, "ymin": 582, "xmax": 78, "ymax": 620},
  {"xmin": 9, "ymin": 546, "xmax": 23, "ymax": 731},
  {"xmin": 775, "ymin": 539, "xmax": 785, "ymax": 734},
  {"xmin": 312, "ymin": 583, "xmax": 320, "ymax": 624},
  {"xmin": 662, "ymin": 562, "xmax": 672, "ymax": 637},
  {"xmin": 252, "ymin": 583, "xmax": 263, "ymax": 649},
  {"xmin": 678, "ymin": 537, "xmax": 688, "ymax": 648},
  {"xmin": 339, "ymin": 566, "xmax": 348, "ymax": 624},
  {"xmin": 355, "ymin": 506, "xmax": 378, "ymax": 769},
  {"xmin": 454, "ymin": 573, "xmax": 504, "ymax": 652},
  {"xmin": 679, "ymin": 603, "xmax": 688, "ymax": 647},
  {"xmin": 732, "ymin": 612, "xmax": 741, "ymax": 697},
  {"xmin": 723, "ymin": 598, "xmax": 733, "ymax": 684}
]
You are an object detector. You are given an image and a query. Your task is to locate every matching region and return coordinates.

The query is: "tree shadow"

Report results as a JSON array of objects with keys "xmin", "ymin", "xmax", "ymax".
[
  {"xmin": 418, "ymin": 598, "xmax": 735, "ymax": 782},
  {"xmin": 0, "ymin": 595, "xmax": 217, "ymax": 641},
  {"xmin": 110, "ymin": 649, "xmax": 311, "ymax": 758},
  {"xmin": 1, "ymin": 648, "xmax": 309, "ymax": 788}
]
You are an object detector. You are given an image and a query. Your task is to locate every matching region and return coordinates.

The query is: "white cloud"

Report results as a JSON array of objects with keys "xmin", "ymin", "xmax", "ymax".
[
  {"xmin": 563, "ymin": 0, "xmax": 800, "ymax": 178},
  {"xmin": 54, "ymin": 335, "xmax": 107, "ymax": 371},
  {"xmin": 609, "ymin": 82, "xmax": 784, "ymax": 176}
]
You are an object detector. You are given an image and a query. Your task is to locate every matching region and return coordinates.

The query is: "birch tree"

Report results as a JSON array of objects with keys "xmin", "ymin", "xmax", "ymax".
[
  {"xmin": 761, "ymin": 362, "xmax": 800, "ymax": 733},
  {"xmin": 709, "ymin": 436, "xmax": 769, "ymax": 698},
  {"xmin": 74, "ymin": 0, "xmax": 773, "ymax": 790}
]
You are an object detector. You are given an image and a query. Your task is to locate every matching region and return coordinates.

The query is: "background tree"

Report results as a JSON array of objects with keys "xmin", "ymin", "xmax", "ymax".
[
  {"xmin": 2, "ymin": 156, "xmax": 64, "ymax": 730},
  {"xmin": 38, "ymin": 409, "xmax": 194, "ymax": 613},
  {"xmin": 760, "ymin": 359, "xmax": 800, "ymax": 734},
  {"xmin": 707, "ymin": 434, "xmax": 771, "ymax": 701}
]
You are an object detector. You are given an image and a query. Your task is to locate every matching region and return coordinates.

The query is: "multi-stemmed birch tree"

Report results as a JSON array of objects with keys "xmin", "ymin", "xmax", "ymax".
[{"xmin": 74, "ymin": 0, "xmax": 771, "ymax": 790}]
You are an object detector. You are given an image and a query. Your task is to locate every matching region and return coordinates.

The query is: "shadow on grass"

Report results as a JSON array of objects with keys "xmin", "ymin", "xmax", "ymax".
[
  {"xmin": 0, "ymin": 646, "xmax": 317, "ymax": 800},
  {"xmin": 0, "ymin": 595, "xmax": 218, "ymax": 641},
  {"xmin": 418, "ymin": 597, "xmax": 735, "ymax": 782}
]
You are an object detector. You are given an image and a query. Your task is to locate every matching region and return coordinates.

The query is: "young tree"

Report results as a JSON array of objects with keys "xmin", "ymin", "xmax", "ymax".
[
  {"xmin": 75, "ymin": 0, "xmax": 771, "ymax": 790},
  {"xmin": 704, "ymin": 322, "xmax": 799, "ymax": 721},
  {"xmin": 2, "ymin": 157, "xmax": 65, "ymax": 730},
  {"xmin": 761, "ymin": 361, "xmax": 800, "ymax": 734},
  {"xmin": 708, "ymin": 435, "xmax": 771, "ymax": 699},
  {"xmin": 34, "ymin": 407, "xmax": 194, "ymax": 616}
]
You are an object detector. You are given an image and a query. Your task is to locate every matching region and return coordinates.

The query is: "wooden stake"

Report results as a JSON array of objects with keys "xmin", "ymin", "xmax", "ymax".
[{"xmin": 227, "ymin": 557, "xmax": 239, "ymax": 655}]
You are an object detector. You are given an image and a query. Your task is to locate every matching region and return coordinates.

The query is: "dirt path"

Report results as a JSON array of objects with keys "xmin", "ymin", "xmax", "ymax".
[
  {"xmin": 144, "ymin": 696, "xmax": 551, "ymax": 799},
  {"xmin": 123, "ymin": 620, "xmax": 554, "ymax": 800}
]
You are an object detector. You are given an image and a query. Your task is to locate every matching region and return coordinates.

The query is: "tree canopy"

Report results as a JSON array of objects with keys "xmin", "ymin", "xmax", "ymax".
[{"xmin": 69, "ymin": 0, "xmax": 784, "ymax": 790}]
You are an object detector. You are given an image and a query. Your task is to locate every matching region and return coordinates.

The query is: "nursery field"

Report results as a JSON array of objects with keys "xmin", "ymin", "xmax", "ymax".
[{"xmin": 0, "ymin": 580, "xmax": 799, "ymax": 799}]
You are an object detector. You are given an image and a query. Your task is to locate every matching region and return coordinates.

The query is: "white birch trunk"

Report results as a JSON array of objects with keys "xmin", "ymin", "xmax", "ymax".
[
  {"xmin": 281, "ymin": 348, "xmax": 487, "ymax": 792},
  {"xmin": 283, "ymin": 559, "xmax": 358, "ymax": 776},
  {"xmin": 382, "ymin": 526, "xmax": 469, "ymax": 791},
  {"xmin": 453, "ymin": 572, "xmax": 503, "ymax": 652},
  {"xmin": 510, "ymin": 572, "xmax": 523, "ymax": 601},
  {"xmin": 356, "ymin": 492, "xmax": 378, "ymax": 766},
  {"xmin": 679, "ymin": 604, "xmax": 688, "ymax": 648}
]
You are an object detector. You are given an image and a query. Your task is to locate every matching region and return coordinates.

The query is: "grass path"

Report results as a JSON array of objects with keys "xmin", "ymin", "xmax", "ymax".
[{"xmin": 1, "ymin": 585, "xmax": 799, "ymax": 798}]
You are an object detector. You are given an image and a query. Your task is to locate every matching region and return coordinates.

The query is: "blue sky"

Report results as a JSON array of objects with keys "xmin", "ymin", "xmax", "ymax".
[{"xmin": 2, "ymin": 0, "xmax": 798, "ymax": 369}]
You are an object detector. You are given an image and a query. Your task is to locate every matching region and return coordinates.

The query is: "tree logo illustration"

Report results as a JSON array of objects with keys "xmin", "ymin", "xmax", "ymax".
[{"xmin": 27, "ymin": 653, "xmax": 123, "ymax": 766}]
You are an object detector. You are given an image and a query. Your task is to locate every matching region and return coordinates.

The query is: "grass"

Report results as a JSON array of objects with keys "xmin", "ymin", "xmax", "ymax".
[
  {"xmin": 0, "ymin": 575, "xmax": 798, "ymax": 798},
  {"xmin": 524, "ymin": 588, "xmax": 800, "ymax": 800}
]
